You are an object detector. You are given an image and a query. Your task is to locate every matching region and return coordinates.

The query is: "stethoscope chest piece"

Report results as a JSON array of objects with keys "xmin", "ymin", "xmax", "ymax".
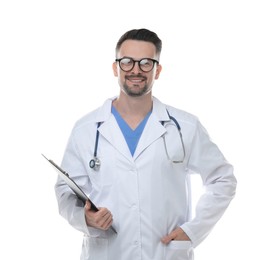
[{"xmin": 89, "ymin": 157, "xmax": 101, "ymax": 171}]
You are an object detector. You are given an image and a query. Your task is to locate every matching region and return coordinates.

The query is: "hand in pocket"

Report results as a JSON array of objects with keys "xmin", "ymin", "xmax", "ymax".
[{"xmin": 161, "ymin": 227, "xmax": 191, "ymax": 245}]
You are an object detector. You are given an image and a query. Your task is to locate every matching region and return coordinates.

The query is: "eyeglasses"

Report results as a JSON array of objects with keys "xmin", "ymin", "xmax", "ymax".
[{"xmin": 115, "ymin": 57, "xmax": 159, "ymax": 72}]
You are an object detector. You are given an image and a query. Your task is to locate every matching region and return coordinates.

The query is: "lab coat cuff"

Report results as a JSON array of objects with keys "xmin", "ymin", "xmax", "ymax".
[
  {"xmin": 180, "ymin": 224, "xmax": 198, "ymax": 248},
  {"xmin": 81, "ymin": 212, "xmax": 102, "ymax": 238},
  {"xmin": 85, "ymin": 226, "xmax": 103, "ymax": 237}
]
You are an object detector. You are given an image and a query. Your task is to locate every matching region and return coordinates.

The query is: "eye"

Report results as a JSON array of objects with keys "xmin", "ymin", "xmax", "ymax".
[
  {"xmin": 120, "ymin": 58, "xmax": 133, "ymax": 65},
  {"xmin": 140, "ymin": 59, "xmax": 152, "ymax": 67}
]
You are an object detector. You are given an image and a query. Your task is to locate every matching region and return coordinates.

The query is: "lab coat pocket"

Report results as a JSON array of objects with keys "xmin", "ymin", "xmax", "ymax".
[
  {"xmin": 165, "ymin": 241, "xmax": 194, "ymax": 260},
  {"xmin": 81, "ymin": 236, "xmax": 108, "ymax": 260}
]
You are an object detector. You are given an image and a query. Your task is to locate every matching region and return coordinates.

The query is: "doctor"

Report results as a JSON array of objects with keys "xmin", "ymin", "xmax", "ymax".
[{"xmin": 55, "ymin": 28, "xmax": 237, "ymax": 260}]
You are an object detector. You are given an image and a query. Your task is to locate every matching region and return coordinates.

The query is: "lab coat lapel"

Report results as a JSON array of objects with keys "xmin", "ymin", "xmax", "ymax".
[
  {"xmin": 98, "ymin": 116, "xmax": 133, "ymax": 162},
  {"xmin": 133, "ymin": 114, "xmax": 166, "ymax": 159},
  {"xmin": 133, "ymin": 97, "xmax": 170, "ymax": 159},
  {"xmin": 93, "ymin": 97, "xmax": 132, "ymax": 162}
]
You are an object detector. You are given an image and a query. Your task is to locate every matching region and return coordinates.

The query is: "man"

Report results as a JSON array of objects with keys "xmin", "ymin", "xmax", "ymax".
[{"xmin": 55, "ymin": 28, "xmax": 237, "ymax": 260}]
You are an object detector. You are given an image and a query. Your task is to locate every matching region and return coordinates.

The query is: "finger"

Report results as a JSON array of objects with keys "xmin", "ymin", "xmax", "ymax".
[
  {"xmin": 95, "ymin": 209, "xmax": 113, "ymax": 229},
  {"xmin": 102, "ymin": 211, "xmax": 112, "ymax": 225},
  {"xmin": 161, "ymin": 228, "xmax": 191, "ymax": 244},
  {"xmin": 101, "ymin": 215, "xmax": 113, "ymax": 230},
  {"xmin": 161, "ymin": 232, "xmax": 176, "ymax": 244}
]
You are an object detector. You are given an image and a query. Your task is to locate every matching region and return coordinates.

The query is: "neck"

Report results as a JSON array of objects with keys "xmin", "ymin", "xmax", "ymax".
[
  {"xmin": 112, "ymin": 93, "xmax": 153, "ymax": 129},
  {"xmin": 113, "ymin": 93, "xmax": 153, "ymax": 116}
]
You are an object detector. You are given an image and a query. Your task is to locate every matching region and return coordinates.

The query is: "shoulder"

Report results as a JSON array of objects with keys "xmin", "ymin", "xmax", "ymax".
[
  {"xmin": 72, "ymin": 97, "xmax": 115, "ymax": 131},
  {"xmin": 153, "ymin": 96, "xmax": 201, "ymax": 131},
  {"xmin": 165, "ymin": 104, "xmax": 199, "ymax": 125},
  {"xmin": 153, "ymin": 96, "xmax": 198, "ymax": 122}
]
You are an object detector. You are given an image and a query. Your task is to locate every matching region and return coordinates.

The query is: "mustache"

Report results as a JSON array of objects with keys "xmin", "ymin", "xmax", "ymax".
[{"xmin": 125, "ymin": 75, "xmax": 147, "ymax": 80}]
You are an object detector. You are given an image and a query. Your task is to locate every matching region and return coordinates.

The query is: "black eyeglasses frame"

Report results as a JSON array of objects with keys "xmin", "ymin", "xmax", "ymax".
[{"xmin": 115, "ymin": 57, "xmax": 159, "ymax": 72}]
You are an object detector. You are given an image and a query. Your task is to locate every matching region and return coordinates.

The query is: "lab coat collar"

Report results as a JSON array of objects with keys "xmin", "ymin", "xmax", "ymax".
[
  {"xmin": 96, "ymin": 96, "xmax": 171, "ymax": 161},
  {"xmin": 152, "ymin": 96, "xmax": 172, "ymax": 122},
  {"xmin": 94, "ymin": 96, "xmax": 171, "ymax": 123},
  {"xmin": 93, "ymin": 97, "xmax": 117, "ymax": 123}
]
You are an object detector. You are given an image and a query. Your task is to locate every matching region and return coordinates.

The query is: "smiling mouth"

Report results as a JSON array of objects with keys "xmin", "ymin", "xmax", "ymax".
[{"xmin": 126, "ymin": 75, "xmax": 147, "ymax": 83}]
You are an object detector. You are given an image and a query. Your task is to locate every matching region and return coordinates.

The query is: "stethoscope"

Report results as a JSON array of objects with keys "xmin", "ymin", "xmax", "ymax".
[
  {"xmin": 89, "ymin": 122, "xmax": 102, "ymax": 171},
  {"xmin": 161, "ymin": 111, "xmax": 186, "ymax": 163},
  {"xmin": 89, "ymin": 111, "xmax": 186, "ymax": 171}
]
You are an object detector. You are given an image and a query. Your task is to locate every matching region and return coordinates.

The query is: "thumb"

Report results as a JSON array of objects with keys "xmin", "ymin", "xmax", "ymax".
[{"xmin": 85, "ymin": 200, "xmax": 91, "ymax": 210}]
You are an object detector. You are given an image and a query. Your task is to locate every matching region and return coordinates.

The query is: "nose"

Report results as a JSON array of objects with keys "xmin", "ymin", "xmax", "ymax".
[{"xmin": 131, "ymin": 61, "xmax": 142, "ymax": 73}]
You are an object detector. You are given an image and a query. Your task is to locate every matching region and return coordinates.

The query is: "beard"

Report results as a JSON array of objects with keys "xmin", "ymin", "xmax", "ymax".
[{"xmin": 122, "ymin": 75, "xmax": 151, "ymax": 97}]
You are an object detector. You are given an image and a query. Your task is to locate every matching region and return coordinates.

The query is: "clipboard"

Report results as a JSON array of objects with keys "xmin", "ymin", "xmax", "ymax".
[{"xmin": 42, "ymin": 154, "xmax": 117, "ymax": 233}]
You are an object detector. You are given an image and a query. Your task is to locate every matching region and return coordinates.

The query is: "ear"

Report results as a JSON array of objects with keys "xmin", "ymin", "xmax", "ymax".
[
  {"xmin": 112, "ymin": 62, "xmax": 118, "ymax": 77},
  {"xmin": 155, "ymin": 64, "xmax": 162, "ymax": 79}
]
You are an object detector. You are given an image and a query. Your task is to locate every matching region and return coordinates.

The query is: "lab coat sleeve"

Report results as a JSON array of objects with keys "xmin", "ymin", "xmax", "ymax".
[
  {"xmin": 54, "ymin": 130, "xmax": 102, "ymax": 238},
  {"xmin": 180, "ymin": 120, "xmax": 237, "ymax": 247}
]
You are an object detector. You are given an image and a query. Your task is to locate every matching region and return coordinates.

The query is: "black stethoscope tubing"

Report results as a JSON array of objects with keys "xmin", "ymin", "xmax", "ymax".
[{"xmin": 161, "ymin": 110, "xmax": 181, "ymax": 130}]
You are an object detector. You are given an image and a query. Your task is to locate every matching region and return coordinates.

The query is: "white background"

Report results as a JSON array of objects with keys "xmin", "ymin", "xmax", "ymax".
[{"xmin": 1, "ymin": 0, "xmax": 278, "ymax": 259}]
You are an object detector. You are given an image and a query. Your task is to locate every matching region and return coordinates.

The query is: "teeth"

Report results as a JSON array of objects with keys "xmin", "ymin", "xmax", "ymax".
[{"xmin": 130, "ymin": 78, "xmax": 143, "ymax": 82}]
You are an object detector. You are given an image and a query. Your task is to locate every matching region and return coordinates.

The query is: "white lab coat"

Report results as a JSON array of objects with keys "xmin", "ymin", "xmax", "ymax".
[{"xmin": 55, "ymin": 96, "xmax": 237, "ymax": 260}]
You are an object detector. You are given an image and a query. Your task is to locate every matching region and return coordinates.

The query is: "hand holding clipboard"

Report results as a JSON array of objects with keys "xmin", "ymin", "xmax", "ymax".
[{"xmin": 42, "ymin": 154, "xmax": 117, "ymax": 233}]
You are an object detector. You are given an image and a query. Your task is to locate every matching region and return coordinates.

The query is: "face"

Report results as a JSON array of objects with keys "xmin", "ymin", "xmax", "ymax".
[{"xmin": 113, "ymin": 40, "xmax": 162, "ymax": 98}]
